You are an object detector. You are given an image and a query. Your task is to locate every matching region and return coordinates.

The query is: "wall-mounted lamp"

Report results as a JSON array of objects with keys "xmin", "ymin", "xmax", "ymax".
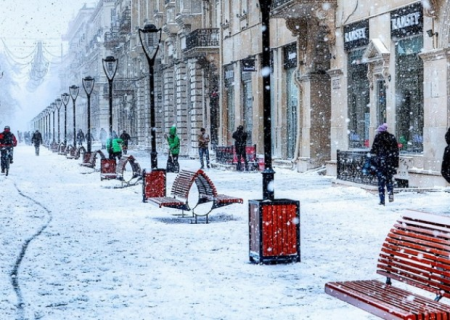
[{"xmin": 426, "ymin": 29, "xmax": 438, "ymax": 38}]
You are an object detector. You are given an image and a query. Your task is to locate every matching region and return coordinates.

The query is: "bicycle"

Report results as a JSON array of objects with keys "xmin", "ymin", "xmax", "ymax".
[{"xmin": 1, "ymin": 146, "xmax": 12, "ymax": 176}]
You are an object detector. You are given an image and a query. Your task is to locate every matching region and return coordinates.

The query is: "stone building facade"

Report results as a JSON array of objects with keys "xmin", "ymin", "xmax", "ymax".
[{"xmin": 55, "ymin": 0, "xmax": 450, "ymax": 188}]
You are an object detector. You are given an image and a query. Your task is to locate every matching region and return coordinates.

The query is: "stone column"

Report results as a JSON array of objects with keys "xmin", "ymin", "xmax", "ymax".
[{"xmin": 411, "ymin": 48, "xmax": 450, "ymax": 187}]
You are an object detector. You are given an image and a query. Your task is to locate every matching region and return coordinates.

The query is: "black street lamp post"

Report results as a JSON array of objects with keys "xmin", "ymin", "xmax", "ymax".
[
  {"xmin": 61, "ymin": 93, "xmax": 70, "ymax": 145},
  {"xmin": 55, "ymin": 98, "xmax": 62, "ymax": 144},
  {"xmin": 259, "ymin": 0, "xmax": 275, "ymax": 201},
  {"xmin": 102, "ymin": 56, "xmax": 118, "ymax": 143},
  {"xmin": 46, "ymin": 106, "xmax": 51, "ymax": 144},
  {"xmin": 138, "ymin": 23, "xmax": 162, "ymax": 170},
  {"xmin": 51, "ymin": 102, "xmax": 56, "ymax": 146},
  {"xmin": 248, "ymin": 0, "xmax": 300, "ymax": 265},
  {"xmin": 82, "ymin": 76, "xmax": 95, "ymax": 153},
  {"xmin": 69, "ymin": 85, "xmax": 79, "ymax": 148}
]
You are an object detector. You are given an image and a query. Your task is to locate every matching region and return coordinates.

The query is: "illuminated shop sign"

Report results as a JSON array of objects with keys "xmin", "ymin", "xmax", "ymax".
[
  {"xmin": 391, "ymin": 3, "xmax": 423, "ymax": 38},
  {"xmin": 344, "ymin": 20, "xmax": 369, "ymax": 50}
]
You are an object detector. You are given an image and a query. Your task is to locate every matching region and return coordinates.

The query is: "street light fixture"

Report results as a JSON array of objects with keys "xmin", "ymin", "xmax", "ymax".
[
  {"xmin": 55, "ymin": 98, "xmax": 62, "ymax": 144},
  {"xmin": 102, "ymin": 56, "xmax": 118, "ymax": 143},
  {"xmin": 61, "ymin": 93, "xmax": 70, "ymax": 145},
  {"xmin": 82, "ymin": 76, "xmax": 95, "ymax": 153},
  {"xmin": 69, "ymin": 85, "xmax": 79, "ymax": 149},
  {"xmin": 138, "ymin": 23, "xmax": 162, "ymax": 170}
]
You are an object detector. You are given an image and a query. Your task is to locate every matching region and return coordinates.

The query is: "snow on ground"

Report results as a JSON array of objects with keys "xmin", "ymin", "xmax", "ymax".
[{"xmin": 1, "ymin": 144, "xmax": 450, "ymax": 320}]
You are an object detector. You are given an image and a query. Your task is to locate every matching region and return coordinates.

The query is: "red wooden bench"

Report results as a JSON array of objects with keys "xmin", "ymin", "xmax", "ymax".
[
  {"xmin": 146, "ymin": 169, "xmax": 243, "ymax": 223},
  {"xmin": 80, "ymin": 149, "xmax": 105, "ymax": 168},
  {"xmin": 100, "ymin": 155, "xmax": 141, "ymax": 186},
  {"xmin": 325, "ymin": 209, "xmax": 450, "ymax": 319}
]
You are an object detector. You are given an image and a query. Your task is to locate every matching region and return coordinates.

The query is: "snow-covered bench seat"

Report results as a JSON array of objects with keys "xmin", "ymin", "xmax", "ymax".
[
  {"xmin": 325, "ymin": 209, "xmax": 450, "ymax": 319},
  {"xmin": 146, "ymin": 169, "xmax": 243, "ymax": 223}
]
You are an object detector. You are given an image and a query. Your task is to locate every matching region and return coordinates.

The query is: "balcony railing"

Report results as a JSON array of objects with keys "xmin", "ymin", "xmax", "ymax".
[
  {"xmin": 336, "ymin": 150, "xmax": 377, "ymax": 186},
  {"xmin": 272, "ymin": 0, "xmax": 292, "ymax": 8},
  {"xmin": 184, "ymin": 28, "xmax": 219, "ymax": 51}
]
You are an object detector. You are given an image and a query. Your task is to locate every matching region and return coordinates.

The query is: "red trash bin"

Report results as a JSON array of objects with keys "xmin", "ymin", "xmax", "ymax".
[
  {"xmin": 142, "ymin": 169, "xmax": 166, "ymax": 201},
  {"xmin": 100, "ymin": 158, "xmax": 117, "ymax": 180},
  {"xmin": 249, "ymin": 199, "xmax": 300, "ymax": 264}
]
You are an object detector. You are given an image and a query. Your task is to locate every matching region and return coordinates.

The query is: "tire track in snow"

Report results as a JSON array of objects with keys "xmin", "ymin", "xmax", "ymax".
[{"xmin": 11, "ymin": 181, "xmax": 53, "ymax": 320}]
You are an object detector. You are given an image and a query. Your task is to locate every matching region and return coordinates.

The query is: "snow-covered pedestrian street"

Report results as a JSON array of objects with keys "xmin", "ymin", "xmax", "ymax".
[{"xmin": 2, "ymin": 145, "xmax": 450, "ymax": 320}]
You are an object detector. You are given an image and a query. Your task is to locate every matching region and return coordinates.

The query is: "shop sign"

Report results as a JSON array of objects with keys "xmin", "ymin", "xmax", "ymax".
[
  {"xmin": 224, "ymin": 64, "xmax": 234, "ymax": 86},
  {"xmin": 241, "ymin": 58, "xmax": 256, "ymax": 72},
  {"xmin": 344, "ymin": 20, "xmax": 369, "ymax": 51},
  {"xmin": 283, "ymin": 42, "xmax": 297, "ymax": 69},
  {"xmin": 391, "ymin": 3, "xmax": 423, "ymax": 38}
]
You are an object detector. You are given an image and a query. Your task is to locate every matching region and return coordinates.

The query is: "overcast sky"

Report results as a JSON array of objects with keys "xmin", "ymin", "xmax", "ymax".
[{"xmin": 0, "ymin": 1, "xmax": 97, "ymax": 131}]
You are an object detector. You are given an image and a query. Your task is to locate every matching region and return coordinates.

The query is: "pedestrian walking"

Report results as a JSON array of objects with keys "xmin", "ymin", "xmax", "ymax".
[
  {"xmin": 166, "ymin": 126, "xmax": 180, "ymax": 172},
  {"xmin": 232, "ymin": 125, "xmax": 248, "ymax": 171},
  {"xmin": 441, "ymin": 128, "xmax": 450, "ymax": 183},
  {"xmin": 106, "ymin": 131, "xmax": 123, "ymax": 161},
  {"xmin": 120, "ymin": 130, "xmax": 131, "ymax": 155},
  {"xmin": 0, "ymin": 126, "xmax": 17, "ymax": 163},
  {"xmin": 31, "ymin": 130, "xmax": 43, "ymax": 156},
  {"xmin": 76, "ymin": 129, "xmax": 85, "ymax": 147},
  {"xmin": 370, "ymin": 123, "xmax": 399, "ymax": 205},
  {"xmin": 198, "ymin": 127, "xmax": 210, "ymax": 169}
]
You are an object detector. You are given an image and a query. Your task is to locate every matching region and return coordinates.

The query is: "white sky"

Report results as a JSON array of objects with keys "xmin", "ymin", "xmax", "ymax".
[
  {"xmin": 0, "ymin": 1, "xmax": 96, "ymax": 131},
  {"xmin": 2, "ymin": 145, "xmax": 450, "ymax": 319}
]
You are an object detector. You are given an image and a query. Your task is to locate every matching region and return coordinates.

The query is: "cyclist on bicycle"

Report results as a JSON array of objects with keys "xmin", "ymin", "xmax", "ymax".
[{"xmin": 0, "ymin": 126, "xmax": 18, "ymax": 163}]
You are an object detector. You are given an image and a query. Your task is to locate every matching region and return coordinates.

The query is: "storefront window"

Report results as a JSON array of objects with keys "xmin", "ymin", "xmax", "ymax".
[
  {"xmin": 286, "ymin": 68, "xmax": 298, "ymax": 159},
  {"xmin": 348, "ymin": 49, "xmax": 370, "ymax": 149},
  {"xmin": 395, "ymin": 36, "xmax": 423, "ymax": 153}
]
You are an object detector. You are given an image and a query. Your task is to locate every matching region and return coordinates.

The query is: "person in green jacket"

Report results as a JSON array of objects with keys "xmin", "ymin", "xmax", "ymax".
[
  {"xmin": 106, "ymin": 131, "xmax": 123, "ymax": 161},
  {"xmin": 166, "ymin": 125, "xmax": 180, "ymax": 172}
]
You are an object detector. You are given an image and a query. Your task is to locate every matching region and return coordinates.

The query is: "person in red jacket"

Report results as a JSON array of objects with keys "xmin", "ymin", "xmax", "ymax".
[{"xmin": 0, "ymin": 126, "xmax": 18, "ymax": 163}]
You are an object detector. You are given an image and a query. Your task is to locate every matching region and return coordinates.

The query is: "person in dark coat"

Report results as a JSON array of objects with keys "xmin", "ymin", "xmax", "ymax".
[
  {"xmin": 0, "ymin": 126, "xmax": 18, "ymax": 164},
  {"xmin": 31, "ymin": 130, "xmax": 43, "ymax": 156},
  {"xmin": 120, "ymin": 130, "xmax": 131, "ymax": 155},
  {"xmin": 370, "ymin": 123, "xmax": 399, "ymax": 205},
  {"xmin": 76, "ymin": 129, "xmax": 85, "ymax": 147},
  {"xmin": 232, "ymin": 125, "xmax": 248, "ymax": 171},
  {"xmin": 441, "ymin": 128, "xmax": 450, "ymax": 183}
]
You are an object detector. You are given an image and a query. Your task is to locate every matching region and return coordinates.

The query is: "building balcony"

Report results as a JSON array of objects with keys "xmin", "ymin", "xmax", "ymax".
[
  {"xmin": 184, "ymin": 28, "xmax": 219, "ymax": 51},
  {"xmin": 118, "ymin": 7, "xmax": 131, "ymax": 34},
  {"xmin": 104, "ymin": 30, "xmax": 124, "ymax": 49},
  {"xmin": 271, "ymin": 0, "xmax": 337, "ymax": 19}
]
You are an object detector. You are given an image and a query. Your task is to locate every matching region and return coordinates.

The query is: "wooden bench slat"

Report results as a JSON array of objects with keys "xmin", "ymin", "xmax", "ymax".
[
  {"xmin": 325, "ymin": 281, "xmax": 419, "ymax": 319},
  {"xmin": 326, "ymin": 280, "xmax": 450, "ymax": 319},
  {"xmin": 388, "ymin": 229, "xmax": 450, "ymax": 252},
  {"xmin": 346, "ymin": 280, "xmax": 438, "ymax": 314},
  {"xmin": 394, "ymin": 222, "xmax": 450, "ymax": 241}
]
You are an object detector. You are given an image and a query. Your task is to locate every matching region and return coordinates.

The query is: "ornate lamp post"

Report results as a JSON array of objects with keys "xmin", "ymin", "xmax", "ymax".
[
  {"xmin": 248, "ymin": 0, "xmax": 300, "ymax": 265},
  {"xmin": 82, "ymin": 76, "xmax": 95, "ymax": 153},
  {"xmin": 46, "ymin": 106, "xmax": 51, "ymax": 144},
  {"xmin": 55, "ymin": 98, "xmax": 62, "ymax": 144},
  {"xmin": 69, "ymin": 85, "xmax": 79, "ymax": 148},
  {"xmin": 51, "ymin": 102, "xmax": 56, "ymax": 147},
  {"xmin": 138, "ymin": 24, "xmax": 162, "ymax": 170},
  {"xmin": 102, "ymin": 56, "xmax": 118, "ymax": 142},
  {"xmin": 61, "ymin": 93, "xmax": 70, "ymax": 145}
]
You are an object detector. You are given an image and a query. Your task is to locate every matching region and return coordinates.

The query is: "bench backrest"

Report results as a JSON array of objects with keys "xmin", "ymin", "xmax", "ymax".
[
  {"xmin": 377, "ymin": 210, "xmax": 450, "ymax": 299},
  {"xmin": 170, "ymin": 170, "xmax": 197, "ymax": 200},
  {"xmin": 194, "ymin": 170, "xmax": 218, "ymax": 198}
]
